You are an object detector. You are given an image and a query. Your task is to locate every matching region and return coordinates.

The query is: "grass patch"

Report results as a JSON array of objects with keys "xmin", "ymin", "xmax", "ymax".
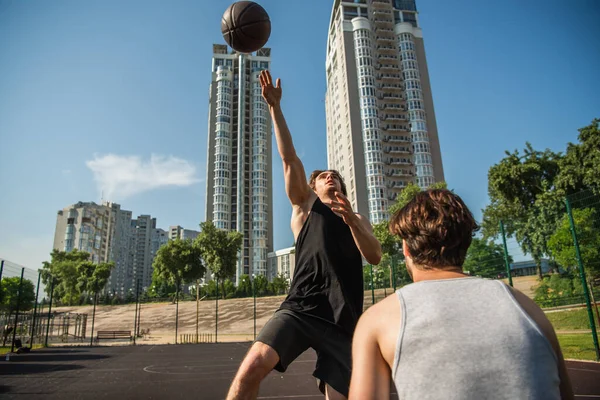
[
  {"xmin": 557, "ymin": 334, "xmax": 598, "ymax": 361},
  {"xmin": 0, "ymin": 343, "xmax": 45, "ymax": 355},
  {"xmin": 545, "ymin": 308, "xmax": 595, "ymax": 330}
]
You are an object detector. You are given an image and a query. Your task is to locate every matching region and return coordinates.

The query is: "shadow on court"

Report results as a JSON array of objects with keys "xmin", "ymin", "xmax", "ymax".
[{"xmin": 0, "ymin": 343, "xmax": 598, "ymax": 399}]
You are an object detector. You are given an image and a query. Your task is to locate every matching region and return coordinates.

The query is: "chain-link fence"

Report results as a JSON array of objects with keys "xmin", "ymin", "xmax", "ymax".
[
  {"xmin": 2, "ymin": 189, "xmax": 600, "ymax": 360},
  {"xmin": 0, "ymin": 259, "xmax": 44, "ymax": 352}
]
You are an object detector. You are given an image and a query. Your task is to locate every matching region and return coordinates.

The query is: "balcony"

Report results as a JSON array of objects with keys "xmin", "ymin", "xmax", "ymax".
[
  {"xmin": 384, "ymin": 158, "xmax": 411, "ymax": 166},
  {"xmin": 375, "ymin": 36, "xmax": 395, "ymax": 43},
  {"xmin": 383, "ymin": 135, "xmax": 411, "ymax": 143}
]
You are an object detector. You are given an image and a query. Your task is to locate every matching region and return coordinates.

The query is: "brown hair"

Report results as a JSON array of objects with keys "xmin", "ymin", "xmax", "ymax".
[
  {"xmin": 308, "ymin": 170, "xmax": 347, "ymax": 196},
  {"xmin": 389, "ymin": 189, "xmax": 479, "ymax": 269}
]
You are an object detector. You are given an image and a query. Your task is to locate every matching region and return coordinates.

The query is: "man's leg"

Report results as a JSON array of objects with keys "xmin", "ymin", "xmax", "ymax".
[
  {"xmin": 227, "ymin": 310, "xmax": 311, "ymax": 400},
  {"xmin": 325, "ymin": 385, "xmax": 346, "ymax": 400},
  {"xmin": 226, "ymin": 341, "xmax": 279, "ymax": 400},
  {"xmin": 313, "ymin": 325, "xmax": 353, "ymax": 399}
]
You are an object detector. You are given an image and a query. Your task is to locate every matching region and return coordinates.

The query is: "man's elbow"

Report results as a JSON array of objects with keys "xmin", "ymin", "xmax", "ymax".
[{"xmin": 367, "ymin": 250, "xmax": 382, "ymax": 265}]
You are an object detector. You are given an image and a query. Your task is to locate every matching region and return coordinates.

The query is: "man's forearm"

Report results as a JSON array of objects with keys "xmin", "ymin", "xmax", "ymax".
[
  {"xmin": 348, "ymin": 219, "xmax": 382, "ymax": 265},
  {"xmin": 270, "ymin": 105, "xmax": 297, "ymax": 162}
]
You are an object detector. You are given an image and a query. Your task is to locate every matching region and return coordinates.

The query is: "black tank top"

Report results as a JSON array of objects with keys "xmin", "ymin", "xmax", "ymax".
[{"xmin": 279, "ymin": 197, "xmax": 364, "ymax": 335}]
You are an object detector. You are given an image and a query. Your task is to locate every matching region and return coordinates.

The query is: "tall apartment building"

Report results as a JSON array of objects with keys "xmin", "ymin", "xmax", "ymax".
[
  {"xmin": 54, "ymin": 201, "xmax": 134, "ymax": 297},
  {"xmin": 267, "ymin": 246, "xmax": 296, "ymax": 282},
  {"xmin": 204, "ymin": 44, "xmax": 274, "ymax": 283},
  {"xmin": 105, "ymin": 202, "xmax": 133, "ymax": 297},
  {"xmin": 168, "ymin": 225, "xmax": 200, "ymax": 241},
  {"xmin": 53, "ymin": 201, "xmax": 114, "ymax": 264},
  {"xmin": 130, "ymin": 215, "xmax": 156, "ymax": 292},
  {"xmin": 325, "ymin": 0, "xmax": 444, "ymax": 224}
]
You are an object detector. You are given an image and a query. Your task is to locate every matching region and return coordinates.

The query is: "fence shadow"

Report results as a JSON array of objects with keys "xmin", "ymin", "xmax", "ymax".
[{"xmin": 0, "ymin": 363, "xmax": 84, "ymax": 375}]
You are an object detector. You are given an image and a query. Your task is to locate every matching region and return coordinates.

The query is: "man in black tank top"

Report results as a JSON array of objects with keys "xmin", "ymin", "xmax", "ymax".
[{"xmin": 226, "ymin": 70, "xmax": 382, "ymax": 400}]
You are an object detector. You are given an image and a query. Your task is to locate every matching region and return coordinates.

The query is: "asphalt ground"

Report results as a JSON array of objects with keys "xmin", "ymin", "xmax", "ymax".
[{"xmin": 0, "ymin": 343, "xmax": 598, "ymax": 399}]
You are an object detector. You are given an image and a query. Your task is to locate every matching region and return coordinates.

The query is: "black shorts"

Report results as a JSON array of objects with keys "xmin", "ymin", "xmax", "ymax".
[{"xmin": 255, "ymin": 309, "xmax": 352, "ymax": 397}]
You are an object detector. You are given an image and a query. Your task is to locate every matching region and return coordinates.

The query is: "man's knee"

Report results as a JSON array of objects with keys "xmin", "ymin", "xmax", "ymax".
[{"xmin": 236, "ymin": 342, "xmax": 279, "ymax": 383}]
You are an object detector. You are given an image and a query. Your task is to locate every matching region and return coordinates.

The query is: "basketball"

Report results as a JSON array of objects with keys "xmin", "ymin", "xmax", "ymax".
[{"xmin": 221, "ymin": 1, "xmax": 271, "ymax": 53}]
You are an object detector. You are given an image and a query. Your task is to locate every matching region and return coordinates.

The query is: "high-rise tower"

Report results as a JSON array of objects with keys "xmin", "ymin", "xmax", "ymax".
[
  {"xmin": 325, "ymin": 0, "xmax": 444, "ymax": 224},
  {"xmin": 204, "ymin": 45, "xmax": 274, "ymax": 283}
]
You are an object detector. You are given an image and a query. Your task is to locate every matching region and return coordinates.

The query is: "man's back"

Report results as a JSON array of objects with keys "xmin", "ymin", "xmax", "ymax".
[{"xmin": 392, "ymin": 277, "xmax": 560, "ymax": 399}]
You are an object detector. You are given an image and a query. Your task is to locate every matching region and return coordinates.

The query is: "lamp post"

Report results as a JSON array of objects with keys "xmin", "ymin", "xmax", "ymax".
[{"xmin": 252, "ymin": 274, "xmax": 257, "ymax": 340}]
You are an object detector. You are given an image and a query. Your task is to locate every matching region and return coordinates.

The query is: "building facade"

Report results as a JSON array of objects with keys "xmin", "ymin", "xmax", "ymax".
[
  {"xmin": 53, "ymin": 202, "xmax": 114, "ymax": 264},
  {"xmin": 267, "ymin": 246, "xmax": 296, "ymax": 282},
  {"xmin": 325, "ymin": 0, "xmax": 444, "ymax": 223},
  {"xmin": 204, "ymin": 44, "xmax": 274, "ymax": 283},
  {"xmin": 168, "ymin": 225, "xmax": 200, "ymax": 241},
  {"xmin": 130, "ymin": 215, "xmax": 156, "ymax": 292}
]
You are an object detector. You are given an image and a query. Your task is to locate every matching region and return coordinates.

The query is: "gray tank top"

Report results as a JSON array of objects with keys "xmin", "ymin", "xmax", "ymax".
[{"xmin": 392, "ymin": 277, "xmax": 560, "ymax": 399}]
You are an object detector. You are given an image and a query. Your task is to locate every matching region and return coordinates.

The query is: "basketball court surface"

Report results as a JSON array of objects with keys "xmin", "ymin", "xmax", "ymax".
[{"xmin": 1, "ymin": 343, "xmax": 598, "ymax": 399}]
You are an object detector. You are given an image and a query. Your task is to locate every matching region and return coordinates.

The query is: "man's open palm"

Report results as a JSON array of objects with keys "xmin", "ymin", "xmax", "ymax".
[{"xmin": 259, "ymin": 70, "xmax": 281, "ymax": 107}]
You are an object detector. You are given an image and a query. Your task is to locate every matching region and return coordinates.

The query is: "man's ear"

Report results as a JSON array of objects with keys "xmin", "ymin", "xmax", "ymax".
[{"xmin": 402, "ymin": 240, "xmax": 411, "ymax": 259}]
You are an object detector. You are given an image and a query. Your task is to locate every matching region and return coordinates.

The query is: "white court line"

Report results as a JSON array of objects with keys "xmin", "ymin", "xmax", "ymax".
[{"xmin": 575, "ymin": 395, "xmax": 600, "ymax": 398}]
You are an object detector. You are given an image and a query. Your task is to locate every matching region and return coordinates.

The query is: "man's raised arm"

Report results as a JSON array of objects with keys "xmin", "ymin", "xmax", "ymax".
[{"xmin": 260, "ymin": 70, "xmax": 313, "ymax": 207}]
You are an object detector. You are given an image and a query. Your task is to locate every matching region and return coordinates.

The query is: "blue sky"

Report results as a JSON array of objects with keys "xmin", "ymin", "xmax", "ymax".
[{"xmin": 0, "ymin": 0, "xmax": 599, "ymax": 270}]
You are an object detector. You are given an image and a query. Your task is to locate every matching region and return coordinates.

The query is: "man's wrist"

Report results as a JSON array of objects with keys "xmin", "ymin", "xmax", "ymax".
[
  {"xmin": 269, "ymin": 103, "xmax": 282, "ymax": 113},
  {"xmin": 346, "ymin": 213, "xmax": 361, "ymax": 229}
]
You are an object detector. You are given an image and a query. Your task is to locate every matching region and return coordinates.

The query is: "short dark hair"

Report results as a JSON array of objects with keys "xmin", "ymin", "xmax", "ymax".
[
  {"xmin": 389, "ymin": 189, "xmax": 479, "ymax": 269},
  {"xmin": 308, "ymin": 170, "xmax": 347, "ymax": 196}
]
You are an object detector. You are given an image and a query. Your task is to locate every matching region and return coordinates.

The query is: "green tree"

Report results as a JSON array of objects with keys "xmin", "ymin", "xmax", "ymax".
[
  {"xmin": 236, "ymin": 274, "xmax": 252, "ymax": 298},
  {"xmin": 223, "ymin": 279, "xmax": 236, "ymax": 299},
  {"xmin": 152, "ymin": 239, "xmax": 205, "ymax": 302},
  {"xmin": 481, "ymin": 143, "xmax": 563, "ymax": 278},
  {"xmin": 149, "ymin": 269, "xmax": 178, "ymax": 299},
  {"xmin": 0, "ymin": 277, "xmax": 36, "ymax": 314},
  {"xmin": 548, "ymin": 208, "xmax": 600, "ymax": 279},
  {"xmin": 463, "ymin": 238, "xmax": 513, "ymax": 278},
  {"xmin": 534, "ymin": 273, "xmax": 583, "ymax": 307},
  {"xmin": 253, "ymin": 274, "xmax": 269, "ymax": 297},
  {"xmin": 271, "ymin": 274, "xmax": 290, "ymax": 295},
  {"xmin": 41, "ymin": 249, "xmax": 91, "ymax": 305},
  {"xmin": 195, "ymin": 221, "xmax": 243, "ymax": 299},
  {"xmin": 556, "ymin": 119, "xmax": 600, "ymax": 195}
]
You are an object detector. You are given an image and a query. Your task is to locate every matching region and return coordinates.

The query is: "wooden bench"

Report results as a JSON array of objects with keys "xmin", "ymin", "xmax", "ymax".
[{"xmin": 95, "ymin": 330, "xmax": 132, "ymax": 342}]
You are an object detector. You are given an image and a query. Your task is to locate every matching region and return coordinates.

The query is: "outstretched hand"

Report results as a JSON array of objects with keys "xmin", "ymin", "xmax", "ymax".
[
  {"xmin": 259, "ymin": 70, "xmax": 281, "ymax": 108},
  {"xmin": 330, "ymin": 191, "xmax": 359, "ymax": 227}
]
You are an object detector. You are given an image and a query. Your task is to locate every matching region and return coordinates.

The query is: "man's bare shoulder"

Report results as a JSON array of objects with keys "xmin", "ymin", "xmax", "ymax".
[
  {"xmin": 290, "ymin": 192, "xmax": 318, "ymax": 240},
  {"xmin": 358, "ymin": 292, "xmax": 402, "ymax": 367}
]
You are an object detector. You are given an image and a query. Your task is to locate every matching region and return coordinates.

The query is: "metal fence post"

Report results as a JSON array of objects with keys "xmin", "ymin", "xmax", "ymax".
[
  {"xmin": 253, "ymin": 276, "xmax": 256, "ymax": 341},
  {"xmin": 499, "ymin": 220, "xmax": 513, "ymax": 287},
  {"xmin": 29, "ymin": 271, "xmax": 42, "ymax": 349},
  {"xmin": 215, "ymin": 278, "xmax": 219, "ymax": 343},
  {"xmin": 133, "ymin": 279, "xmax": 140, "ymax": 345},
  {"xmin": 566, "ymin": 197, "xmax": 600, "ymax": 361},
  {"xmin": 10, "ymin": 268, "xmax": 25, "ymax": 353},
  {"xmin": 370, "ymin": 265, "xmax": 375, "ymax": 304},
  {"xmin": 44, "ymin": 278, "xmax": 55, "ymax": 347},
  {"xmin": 90, "ymin": 293, "xmax": 98, "ymax": 346},
  {"xmin": 175, "ymin": 284, "xmax": 180, "ymax": 345}
]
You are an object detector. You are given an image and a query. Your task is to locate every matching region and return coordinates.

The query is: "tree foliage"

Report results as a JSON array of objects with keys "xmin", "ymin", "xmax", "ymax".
[
  {"xmin": 556, "ymin": 119, "xmax": 600, "ymax": 195},
  {"xmin": 481, "ymin": 143, "xmax": 563, "ymax": 277},
  {"xmin": 463, "ymin": 238, "xmax": 513, "ymax": 278},
  {"xmin": 0, "ymin": 277, "xmax": 36, "ymax": 314},
  {"xmin": 547, "ymin": 208, "xmax": 600, "ymax": 279},
  {"xmin": 41, "ymin": 249, "xmax": 92, "ymax": 305},
  {"xmin": 482, "ymin": 119, "xmax": 600, "ymax": 278},
  {"xmin": 152, "ymin": 239, "xmax": 205, "ymax": 299},
  {"xmin": 195, "ymin": 221, "xmax": 243, "ymax": 298}
]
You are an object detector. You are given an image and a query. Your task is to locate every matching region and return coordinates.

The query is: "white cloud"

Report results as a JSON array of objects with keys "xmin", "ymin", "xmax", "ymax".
[{"xmin": 86, "ymin": 154, "xmax": 201, "ymax": 200}]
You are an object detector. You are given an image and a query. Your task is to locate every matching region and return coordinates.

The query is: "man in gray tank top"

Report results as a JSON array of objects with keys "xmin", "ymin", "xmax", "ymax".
[{"xmin": 349, "ymin": 189, "xmax": 574, "ymax": 400}]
